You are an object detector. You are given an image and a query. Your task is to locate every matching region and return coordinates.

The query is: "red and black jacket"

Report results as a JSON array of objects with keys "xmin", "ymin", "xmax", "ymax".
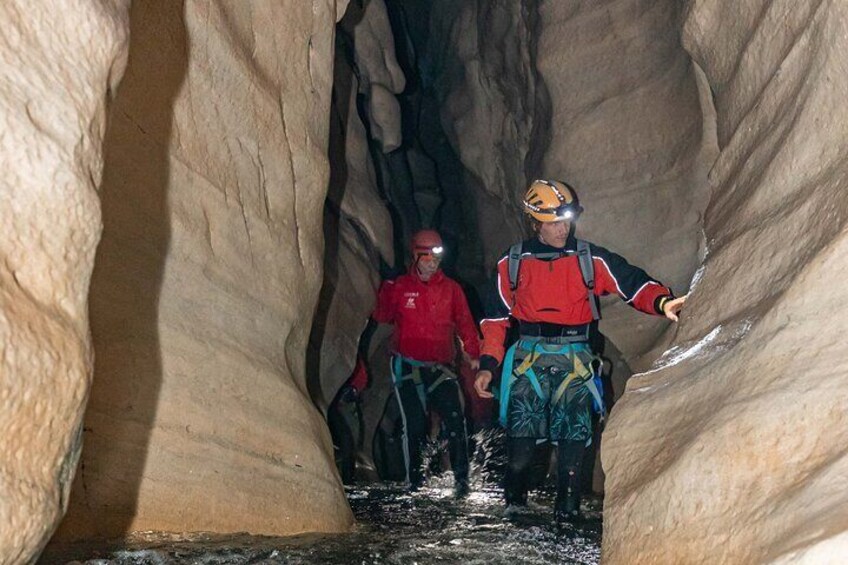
[
  {"xmin": 374, "ymin": 268, "xmax": 480, "ymax": 365},
  {"xmin": 479, "ymin": 235, "xmax": 673, "ymax": 372}
]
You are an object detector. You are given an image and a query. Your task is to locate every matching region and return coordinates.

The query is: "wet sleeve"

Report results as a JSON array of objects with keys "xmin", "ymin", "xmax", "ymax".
[
  {"xmin": 372, "ymin": 280, "xmax": 397, "ymax": 324},
  {"xmin": 452, "ymin": 283, "xmax": 481, "ymax": 358},
  {"xmin": 479, "ymin": 256, "xmax": 512, "ymax": 371},
  {"xmin": 591, "ymin": 244, "xmax": 674, "ymax": 316}
]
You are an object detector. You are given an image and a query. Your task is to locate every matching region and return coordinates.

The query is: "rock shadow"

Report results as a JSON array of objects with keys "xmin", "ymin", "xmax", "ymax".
[{"xmin": 53, "ymin": 0, "xmax": 188, "ymax": 540}]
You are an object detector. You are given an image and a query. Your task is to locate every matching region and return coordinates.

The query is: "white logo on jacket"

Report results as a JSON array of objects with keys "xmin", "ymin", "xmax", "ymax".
[{"xmin": 403, "ymin": 292, "xmax": 419, "ymax": 309}]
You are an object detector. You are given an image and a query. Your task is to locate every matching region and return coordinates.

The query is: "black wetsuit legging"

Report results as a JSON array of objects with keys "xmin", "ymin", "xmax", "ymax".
[
  {"xmin": 393, "ymin": 363, "xmax": 469, "ymax": 487},
  {"xmin": 505, "ymin": 438, "xmax": 585, "ymax": 508}
]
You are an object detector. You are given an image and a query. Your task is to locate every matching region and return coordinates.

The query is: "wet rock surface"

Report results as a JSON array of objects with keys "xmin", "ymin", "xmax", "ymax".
[
  {"xmin": 42, "ymin": 482, "xmax": 601, "ymax": 565},
  {"xmin": 602, "ymin": 1, "xmax": 848, "ymax": 563}
]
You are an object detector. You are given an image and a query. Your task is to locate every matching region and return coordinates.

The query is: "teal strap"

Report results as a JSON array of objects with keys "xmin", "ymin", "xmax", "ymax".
[
  {"xmin": 393, "ymin": 355, "xmax": 458, "ymax": 412},
  {"xmin": 524, "ymin": 367, "xmax": 545, "ymax": 400},
  {"xmin": 391, "ymin": 355, "xmax": 403, "ymax": 385},
  {"xmin": 498, "ymin": 342, "xmax": 519, "ymax": 427},
  {"xmin": 391, "ymin": 355, "xmax": 426, "ymax": 410}
]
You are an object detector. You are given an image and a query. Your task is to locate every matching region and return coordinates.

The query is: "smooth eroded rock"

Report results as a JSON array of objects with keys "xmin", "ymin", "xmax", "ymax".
[
  {"xmin": 54, "ymin": 0, "xmax": 353, "ymax": 541},
  {"xmin": 602, "ymin": 2, "xmax": 848, "ymax": 562}
]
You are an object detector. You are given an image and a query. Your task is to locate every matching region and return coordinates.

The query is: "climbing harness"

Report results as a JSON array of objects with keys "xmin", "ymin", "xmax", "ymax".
[
  {"xmin": 497, "ymin": 337, "xmax": 606, "ymax": 429},
  {"xmin": 391, "ymin": 355, "xmax": 458, "ymax": 411}
]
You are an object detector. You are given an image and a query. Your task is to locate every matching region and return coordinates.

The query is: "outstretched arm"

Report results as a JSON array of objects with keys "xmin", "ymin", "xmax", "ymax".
[{"xmin": 591, "ymin": 244, "xmax": 677, "ymax": 317}]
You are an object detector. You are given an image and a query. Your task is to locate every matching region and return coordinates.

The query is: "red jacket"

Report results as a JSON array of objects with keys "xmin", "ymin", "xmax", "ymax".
[
  {"xmin": 373, "ymin": 268, "xmax": 480, "ymax": 364},
  {"xmin": 480, "ymin": 236, "xmax": 672, "ymax": 369}
]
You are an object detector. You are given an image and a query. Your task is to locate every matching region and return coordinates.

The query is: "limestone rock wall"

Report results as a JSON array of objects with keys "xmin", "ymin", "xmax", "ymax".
[
  {"xmin": 55, "ymin": 0, "xmax": 353, "ymax": 541},
  {"xmin": 0, "ymin": 2, "xmax": 130, "ymax": 562},
  {"xmin": 603, "ymin": 2, "xmax": 848, "ymax": 562}
]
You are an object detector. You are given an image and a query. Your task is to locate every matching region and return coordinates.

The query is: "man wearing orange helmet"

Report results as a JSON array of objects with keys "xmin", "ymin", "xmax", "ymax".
[
  {"xmin": 373, "ymin": 229, "xmax": 480, "ymax": 496},
  {"xmin": 474, "ymin": 179, "xmax": 686, "ymax": 524}
]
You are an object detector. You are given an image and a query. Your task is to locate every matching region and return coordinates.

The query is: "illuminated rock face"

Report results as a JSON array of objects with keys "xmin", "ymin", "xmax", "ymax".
[
  {"xmin": 0, "ymin": 1, "xmax": 130, "ymax": 562},
  {"xmin": 51, "ymin": 0, "xmax": 353, "ymax": 543},
  {"xmin": 602, "ymin": 1, "xmax": 848, "ymax": 563}
]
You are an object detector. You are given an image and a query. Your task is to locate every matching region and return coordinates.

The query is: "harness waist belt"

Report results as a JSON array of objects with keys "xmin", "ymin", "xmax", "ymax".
[{"xmin": 518, "ymin": 321, "xmax": 590, "ymax": 339}]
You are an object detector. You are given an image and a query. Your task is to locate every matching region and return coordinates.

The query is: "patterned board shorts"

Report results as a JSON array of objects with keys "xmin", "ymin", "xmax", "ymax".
[{"xmin": 505, "ymin": 341, "xmax": 597, "ymax": 442}]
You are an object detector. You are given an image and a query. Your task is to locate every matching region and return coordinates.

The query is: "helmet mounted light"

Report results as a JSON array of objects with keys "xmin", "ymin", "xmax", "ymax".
[{"xmin": 415, "ymin": 245, "xmax": 444, "ymax": 259}]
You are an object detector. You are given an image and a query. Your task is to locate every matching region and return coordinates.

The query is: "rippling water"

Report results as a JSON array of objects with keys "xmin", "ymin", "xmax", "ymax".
[{"xmin": 44, "ymin": 434, "xmax": 602, "ymax": 564}]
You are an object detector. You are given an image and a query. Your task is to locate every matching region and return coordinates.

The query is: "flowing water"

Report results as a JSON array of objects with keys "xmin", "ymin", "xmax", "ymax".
[{"xmin": 42, "ymin": 434, "xmax": 602, "ymax": 564}]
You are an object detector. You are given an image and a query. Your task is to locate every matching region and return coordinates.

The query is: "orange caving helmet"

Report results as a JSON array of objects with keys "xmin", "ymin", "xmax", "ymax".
[
  {"xmin": 411, "ymin": 229, "xmax": 444, "ymax": 258},
  {"xmin": 522, "ymin": 179, "xmax": 583, "ymax": 223}
]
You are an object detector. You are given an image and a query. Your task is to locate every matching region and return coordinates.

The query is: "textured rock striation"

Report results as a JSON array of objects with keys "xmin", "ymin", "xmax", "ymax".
[
  {"xmin": 603, "ymin": 1, "xmax": 848, "ymax": 562},
  {"xmin": 55, "ymin": 0, "xmax": 353, "ymax": 541},
  {"xmin": 0, "ymin": 1, "xmax": 130, "ymax": 562}
]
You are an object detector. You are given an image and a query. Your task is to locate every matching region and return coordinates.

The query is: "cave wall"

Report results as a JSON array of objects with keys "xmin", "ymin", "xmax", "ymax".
[
  {"xmin": 427, "ymin": 0, "xmax": 542, "ymax": 273},
  {"xmin": 0, "ymin": 1, "xmax": 130, "ymax": 562},
  {"xmin": 603, "ymin": 1, "xmax": 848, "ymax": 562},
  {"xmin": 55, "ymin": 0, "xmax": 353, "ymax": 540},
  {"xmin": 310, "ymin": 0, "xmax": 399, "ymax": 410}
]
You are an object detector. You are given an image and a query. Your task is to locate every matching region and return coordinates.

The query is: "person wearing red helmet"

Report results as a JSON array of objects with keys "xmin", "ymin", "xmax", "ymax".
[
  {"xmin": 372, "ymin": 229, "xmax": 480, "ymax": 497},
  {"xmin": 474, "ymin": 179, "xmax": 686, "ymax": 524}
]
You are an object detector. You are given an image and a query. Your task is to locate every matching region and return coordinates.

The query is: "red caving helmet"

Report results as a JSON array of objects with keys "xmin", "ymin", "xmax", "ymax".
[{"xmin": 411, "ymin": 229, "xmax": 444, "ymax": 259}]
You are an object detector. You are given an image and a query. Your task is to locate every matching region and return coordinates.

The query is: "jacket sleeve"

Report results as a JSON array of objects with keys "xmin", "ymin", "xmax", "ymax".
[
  {"xmin": 479, "ymin": 255, "xmax": 512, "ymax": 371},
  {"xmin": 451, "ymin": 282, "xmax": 480, "ymax": 359},
  {"xmin": 372, "ymin": 280, "xmax": 397, "ymax": 323},
  {"xmin": 590, "ymin": 244, "xmax": 673, "ymax": 316}
]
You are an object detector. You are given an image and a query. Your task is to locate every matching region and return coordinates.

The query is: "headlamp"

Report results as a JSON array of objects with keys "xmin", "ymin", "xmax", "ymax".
[
  {"xmin": 414, "ymin": 245, "xmax": 445, "ymax": 258},
  {"xmin": 555, "ymin": 206, "xmax": 575, "ymax": 220}
]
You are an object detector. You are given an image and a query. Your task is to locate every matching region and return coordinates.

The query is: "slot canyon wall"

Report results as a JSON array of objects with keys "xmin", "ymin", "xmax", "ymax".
[
  {"xmin": 52, "ymin": 0, "xmax": 354, "ymax": 542},
  {"xmin": 0, "ymin": 1, "xmax": 357, "ymax": 560},
  {"xmin": 602, "ymin": 1, "xmax": 848, "ymax": 563},
  {"xmin": 309, "ymin": 0, "xmax": 398, "ymax": 411}
]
